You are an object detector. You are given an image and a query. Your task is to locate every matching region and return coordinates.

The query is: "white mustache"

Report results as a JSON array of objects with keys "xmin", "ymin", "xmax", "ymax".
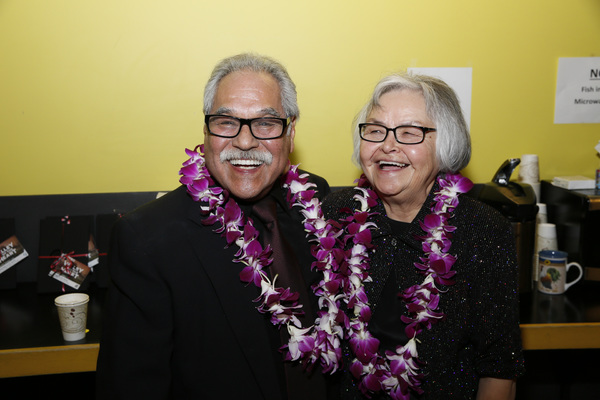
[{"xmin": 219, "ymin": 149, "xmax": 273, "ymax": 165}]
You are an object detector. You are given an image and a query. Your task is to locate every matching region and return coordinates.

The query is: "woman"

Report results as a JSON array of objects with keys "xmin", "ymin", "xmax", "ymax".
[{"xmin": 323, "ymin": 73, "xmax": 525, "ymax": 399}]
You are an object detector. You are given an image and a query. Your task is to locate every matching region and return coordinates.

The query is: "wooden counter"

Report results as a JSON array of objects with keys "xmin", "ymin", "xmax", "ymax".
[
  {"xmin": 0, "ymin": 344, "xmax": 99, "ymax": 378},
  {"xmin": 0, "ymin": 284, "xmax": 104, "ymax": 378},
  {"xmin": 520, "ymin": 323, "xmax": 600, "ymax": 350},
  {"xmin": 519, "ymin": 281, "xmax": 600, "ymax": 350}
]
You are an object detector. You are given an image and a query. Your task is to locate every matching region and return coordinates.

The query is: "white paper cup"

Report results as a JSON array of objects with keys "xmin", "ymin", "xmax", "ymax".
[
  {"xmin": 537, "ymin": 203, "xmax": 547, "ymax": 224},
  {"xmin": 537, "ymin": 223, "xmax": 558, "ymax": 251},
  {"xmin": 529, "ymin": 182, "xmax": 541, "ymax": 203},
  {"xmin": 518, "ymin": 154, "xmax": 540, "ymax": 184},
  {"xmin": 532, "ymin": 222, "xmax": 558, "ymax": 283},
  {"xmin": 55, "ymin": 293, "xmax": 89, "ymax": 341}
]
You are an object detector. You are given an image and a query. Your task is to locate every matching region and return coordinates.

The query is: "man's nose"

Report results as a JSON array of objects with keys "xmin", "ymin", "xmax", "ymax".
[{"xmin": 232, "ymin": 123, "xmax": 258, "ymax": 149}]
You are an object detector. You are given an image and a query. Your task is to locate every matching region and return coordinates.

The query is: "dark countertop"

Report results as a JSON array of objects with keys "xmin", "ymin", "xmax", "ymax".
[
  {"xmin": 520, "ymin": 280, "xmax": 600, "ymax": 325},
  {"xmin": 0, "ymin": 283, "xmax": 106, "ymax": 350},
  {"xmin": 0, "ymin": 279, "xmax": 599, "ymax": 354}
]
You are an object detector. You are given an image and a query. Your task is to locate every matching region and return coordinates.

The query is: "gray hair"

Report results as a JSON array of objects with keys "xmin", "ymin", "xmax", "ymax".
[
  {"xmin": 352, "ymin": 72, "xmax": 471, "ymax": 173},
  {"xmin": 203, "ymin": 53, "xmax": 299, "ymax": 120}
]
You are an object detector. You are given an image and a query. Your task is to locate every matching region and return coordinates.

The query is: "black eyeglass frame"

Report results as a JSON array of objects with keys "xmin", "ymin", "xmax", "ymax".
[
  {"xmin": 204, "ymin": 114, "xmax": 291, "ymax": 140},
  {"xmin": 358, "ymin": 123, "xmax": 437, "ymax": 145}
]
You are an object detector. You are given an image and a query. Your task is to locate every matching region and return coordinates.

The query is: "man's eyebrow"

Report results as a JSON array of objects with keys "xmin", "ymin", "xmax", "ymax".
[
  {"xmin": 259, "ymin": 108, "xmax": 282, "ymax": 117},
  {"xmin": 211, "ymin": 107, "xmax": 283, "ymax": 118},
  {"xmin": 213, "ymin": 107, "xmax": 233, "ymax": 115}
]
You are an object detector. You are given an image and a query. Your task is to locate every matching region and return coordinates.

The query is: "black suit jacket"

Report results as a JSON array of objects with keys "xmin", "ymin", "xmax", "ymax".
[{"xmin": 96, "ymin": 172, "xmax": 331, "ymax": 399}]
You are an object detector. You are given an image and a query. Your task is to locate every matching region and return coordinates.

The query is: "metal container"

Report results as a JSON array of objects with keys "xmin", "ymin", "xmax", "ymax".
[{"xmin": 475, "ymin": 159, "xmax": 538, "ymax": 292}]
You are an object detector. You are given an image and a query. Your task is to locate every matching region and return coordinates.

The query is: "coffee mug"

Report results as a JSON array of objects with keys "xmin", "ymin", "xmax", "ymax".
[{"xmin": 538, "ymin": 250, "xmax": 583, "ymax": 294}]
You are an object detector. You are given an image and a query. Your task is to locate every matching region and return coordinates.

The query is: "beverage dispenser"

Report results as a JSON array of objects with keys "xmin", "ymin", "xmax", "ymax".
[{"xmin": 476, "ymin": 159, "xmax": 538, "ymax": 292}]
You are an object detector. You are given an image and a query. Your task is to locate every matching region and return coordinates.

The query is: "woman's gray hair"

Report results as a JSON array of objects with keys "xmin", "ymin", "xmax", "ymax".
[
  {"xmin": 203, "ymin": 53, "xmax": 299, "ymax": 121},
  {"xmin": 352, "ymin": 72, "xmax": 471, "ymax": 173}
]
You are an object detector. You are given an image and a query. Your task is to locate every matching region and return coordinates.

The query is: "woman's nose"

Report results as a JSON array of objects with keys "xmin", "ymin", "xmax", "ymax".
[{"xmin": 381, "ymin": 130, "xmax": 400, "ymax": 152}]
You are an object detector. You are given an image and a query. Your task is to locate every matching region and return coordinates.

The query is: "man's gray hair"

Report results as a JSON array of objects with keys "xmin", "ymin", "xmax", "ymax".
[
  {"xmin": 203, "ymin": 53, "xmax": 299, "ymax": 120},
  {"xmin": 352, "ymin": 72, "xmax": 471, "ymax": 173}
]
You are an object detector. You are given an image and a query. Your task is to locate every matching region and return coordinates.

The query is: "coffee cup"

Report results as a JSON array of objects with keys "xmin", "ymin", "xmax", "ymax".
[
  {"xmin": 518, "ymin": 154, "xmax": 540, "ymax": 183},
  {"xmin": 536, "ymin": 223, "xmax": 557, "ymax": 251},
  {"xmin": 54, "ymin": 293, "xmax": 89, "ymax": 341},
  {"xmin": 537, "ymin": 250, "xmax": 583, "ymax": 295},
  {"xmin": 532, "ymin": 222, "xmax": 558, "ymax": 283}
]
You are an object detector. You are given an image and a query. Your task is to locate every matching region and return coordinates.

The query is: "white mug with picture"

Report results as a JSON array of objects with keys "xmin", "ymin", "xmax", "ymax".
[{"xmin": 538, "ymin": 250, "xmax": 583, "ymax": 295}]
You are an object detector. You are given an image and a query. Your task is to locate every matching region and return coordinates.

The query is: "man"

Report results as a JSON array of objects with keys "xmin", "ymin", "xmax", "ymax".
[{"xmin": 96, "ymin": 53, "xmax": 335, "ymax": 399}]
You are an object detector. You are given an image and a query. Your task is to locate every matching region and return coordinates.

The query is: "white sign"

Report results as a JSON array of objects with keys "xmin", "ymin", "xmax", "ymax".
[
  {"xmin": 408, "ymin": 67, "xmax": 472, "ymax": 128},
  {"xmin": 554, "ymin": 57, "xmax": 600, "ymax": 124}
]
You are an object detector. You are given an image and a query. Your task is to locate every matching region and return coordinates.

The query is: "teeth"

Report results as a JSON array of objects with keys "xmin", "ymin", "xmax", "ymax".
[
  {"xmin": 378, "ymin": 161, "xmax": 407, "ymax": 168},
  {"xmin": 230, "ymin": 159, "xmax": 263, "ymax": 168}
]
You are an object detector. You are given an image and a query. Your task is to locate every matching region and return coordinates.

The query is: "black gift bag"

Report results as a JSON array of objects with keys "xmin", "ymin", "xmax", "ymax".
[
  {"xmin": 37, "ymin": 215, "xmax": 93, "ymax": 293},
  {"xmin": 93, "ymin": 213, "xmax": 122, "ymax": 288},
  {"xmin": 0, "ymin": 218, "xmax": 26, "ymax": 289}
]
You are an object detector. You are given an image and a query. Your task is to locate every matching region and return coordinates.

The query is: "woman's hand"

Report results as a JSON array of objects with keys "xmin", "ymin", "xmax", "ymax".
[{"xmin": 476, "ymin": 377, "xmax": 516, "ymax": 400}]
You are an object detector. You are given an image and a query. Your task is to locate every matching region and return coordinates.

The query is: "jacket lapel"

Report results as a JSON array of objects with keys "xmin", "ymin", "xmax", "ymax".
[{"xmin": 186, "ymin": 203, "xmax": 282, "ymax": 399}]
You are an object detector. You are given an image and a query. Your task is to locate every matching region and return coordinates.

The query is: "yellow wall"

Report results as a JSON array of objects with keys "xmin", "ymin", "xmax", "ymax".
[{"xmin": 1, "ymin": 0, "xmax": 599, "ymax": 195}]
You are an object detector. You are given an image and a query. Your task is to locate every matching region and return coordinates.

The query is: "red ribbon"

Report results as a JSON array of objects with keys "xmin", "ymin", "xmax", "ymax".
[{"xmin": 39, "ymin": 251, "xmax": 107, "ymax": 261}]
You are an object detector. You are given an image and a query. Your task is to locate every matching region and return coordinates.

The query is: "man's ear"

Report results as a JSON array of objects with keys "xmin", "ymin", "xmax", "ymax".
[{"xmin": 288, "ymin": 118, "xmax": 296, "ymax": 153}]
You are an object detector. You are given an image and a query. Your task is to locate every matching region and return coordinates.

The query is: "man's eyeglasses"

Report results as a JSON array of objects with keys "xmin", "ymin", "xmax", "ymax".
[
  {"xmin": 205, "ymin": 115, "xmax": 290, "ymax": 140},
  {"xmin": 359, "ymin": 123, "xmax": 436, "ymax": 145}
]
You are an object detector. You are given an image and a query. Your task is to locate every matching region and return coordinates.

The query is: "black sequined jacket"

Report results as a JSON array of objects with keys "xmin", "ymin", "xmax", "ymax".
[{"xmin": 322, "ymin": 178, "xmax": 526, "ymax": 399}]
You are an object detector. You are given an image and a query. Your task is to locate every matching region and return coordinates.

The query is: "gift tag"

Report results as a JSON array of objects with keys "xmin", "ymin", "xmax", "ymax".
[
  {"xmin": 0, "ymin": 218, "xmax": 24, "ymax": 289},
  {"xmin": 0, "ymin": 235, "xmax": 29, "ymax": 275},
  {"xmin": 88, "ymin": 234, "xmax": 99, "ymax": 269},
  {"xmin": 48, "ymin": 253, "xmax": 91, "ymax": 290}
]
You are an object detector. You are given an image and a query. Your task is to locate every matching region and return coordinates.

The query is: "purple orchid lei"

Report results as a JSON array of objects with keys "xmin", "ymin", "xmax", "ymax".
[
  {"xmin": 178, "ymin": 145, "xmax": 473, "ymax": 398},
  {"xmin": 342, "ymin": 173, "xmax": 473, "ymax": 400},
  {"xmin": 179, "ymin": 145, "xmax": 348, "ymax": 373}
]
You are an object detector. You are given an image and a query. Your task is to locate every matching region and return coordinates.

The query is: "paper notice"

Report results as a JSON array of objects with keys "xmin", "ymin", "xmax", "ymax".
[
  {"xmin": 554, "ymin": 57, "xmax": 600, "ymax": 124},
  {"xmin": 408, "ymin": 67, "xmax": 472, "ymax": 128}
]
